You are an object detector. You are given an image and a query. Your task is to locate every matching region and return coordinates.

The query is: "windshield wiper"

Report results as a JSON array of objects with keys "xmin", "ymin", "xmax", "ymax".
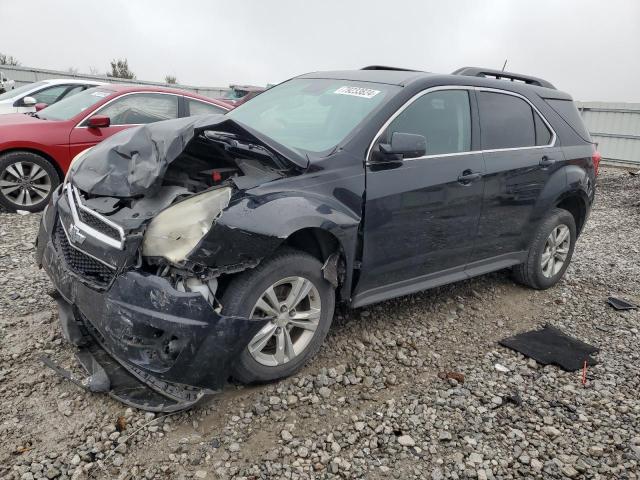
[{"xmin": 203, "ymin": 131, "xmax": 290, "ymax": 170}]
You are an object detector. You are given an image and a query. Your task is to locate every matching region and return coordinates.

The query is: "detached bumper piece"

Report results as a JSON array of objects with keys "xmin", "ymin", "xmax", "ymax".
[
  {"xmin": 41, "ymin": 337, "xmax": 205, "ymax": 412},
  {"xmin": 37, "ymin": 215, "xmax": 268, "ymax": 412}
]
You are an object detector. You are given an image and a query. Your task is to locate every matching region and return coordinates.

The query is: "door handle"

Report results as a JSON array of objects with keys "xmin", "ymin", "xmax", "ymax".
[
  {"xmin": 539, "ymin": 155, "xmax": 555, "ymax": 167},
  {"xmin": 458, "ymin": 170, "xmax": 483, "ymax": 184}
]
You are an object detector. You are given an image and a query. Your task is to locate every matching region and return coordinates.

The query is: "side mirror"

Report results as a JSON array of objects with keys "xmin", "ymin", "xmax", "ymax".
[
  {"xmin": 87, "ymin": 115, "xmax": 111, "ymax": 128},
  {"xmin": 35, "ymin": 103, "xmax": 48, "ymax": 112},
  {"xmin": 22, "ymin": 96, "xmax": 37, "ymax": 107},
  {"xmin": 379, "ymin": 132, "xmax": 427, "ymax": 159}
]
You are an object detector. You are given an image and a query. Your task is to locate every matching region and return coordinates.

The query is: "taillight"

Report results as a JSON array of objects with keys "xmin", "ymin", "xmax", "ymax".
[{"xmin": 592, "ymin": 150, "xmax": 602, "ymax": 176}]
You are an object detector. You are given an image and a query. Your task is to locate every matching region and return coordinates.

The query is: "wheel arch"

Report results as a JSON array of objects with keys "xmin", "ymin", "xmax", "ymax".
[
  {"xmin": 282, "ymin": 226, "xmax": 350, "ymax": 301},
  {"xmin": 555, "ymin": 193, "xmax": 588, "ymax": 236}
]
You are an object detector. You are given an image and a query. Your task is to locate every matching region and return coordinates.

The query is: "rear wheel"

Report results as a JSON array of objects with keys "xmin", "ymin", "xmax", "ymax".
[
  {"xmin": 221, "ymin": 248, "xmax": 335, "ymax": 383},
  {"xmin": 0, "ymin": 151, "xmax": 60, "ymax": 212},
  {"xmin": 513, "ymin": 208, "xmax": 576, "ymax": 289}
]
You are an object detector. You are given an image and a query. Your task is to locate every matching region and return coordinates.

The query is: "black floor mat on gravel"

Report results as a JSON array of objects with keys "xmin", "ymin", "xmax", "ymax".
[{"xmin": 499, "ymin": 325, "xmax": 598, "ymax": 371}]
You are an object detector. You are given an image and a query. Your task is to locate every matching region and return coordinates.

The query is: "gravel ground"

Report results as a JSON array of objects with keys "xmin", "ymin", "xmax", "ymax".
[{"xmin": 1, "ymin": 166, "xmax": 639, "ymax": 480}]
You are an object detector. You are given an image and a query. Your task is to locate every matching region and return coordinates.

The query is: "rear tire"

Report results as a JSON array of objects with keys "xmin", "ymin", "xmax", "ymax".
[
  {"xmin": 0, "ymin": 151, "xmax": 59, "ymax": 212},
  {"xmin": 221, "ymin": 248, "xmax": 335, "ymax": 384},
  {"xmin": 513, "ymin": 208, "xmax": 576, "ymax": 289}
]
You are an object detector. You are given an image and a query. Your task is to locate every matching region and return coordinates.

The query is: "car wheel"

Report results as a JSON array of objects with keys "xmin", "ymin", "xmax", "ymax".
[
  {"xmin": 513, "ymin": 207, "xmax": 576, "ymax": 289},
  {"xmin": 221, "ymin": 248, "xmax": 335, "ymax": 383},
  {"xmin": 0, "ymin": 151, "xmax": 60, "ymax": 212}
]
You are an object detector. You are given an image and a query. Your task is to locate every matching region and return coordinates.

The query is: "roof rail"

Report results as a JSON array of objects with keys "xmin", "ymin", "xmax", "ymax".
[
  {"xmin": 452, "ymin": 67, "xmax": 556, "ymax": 90},
  {"xmin": 361, "ymin": 65, "xmax": 420, "ymax": 72}
]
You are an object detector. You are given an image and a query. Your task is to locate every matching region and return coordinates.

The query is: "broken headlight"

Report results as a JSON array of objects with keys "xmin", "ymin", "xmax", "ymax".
[{"xmin": 142, "ymin": 187, "xmax": 232, "ymax": 263}]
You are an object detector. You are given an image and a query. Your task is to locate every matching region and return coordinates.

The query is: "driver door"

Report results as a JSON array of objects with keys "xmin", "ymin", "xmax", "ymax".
[
  {"xmin": 354, "ymin": 88, "xmax": 486, "ymax": 303},
  {"xmin": 68, "ymin": 93, "xmax": 180, "ymax": 159}
]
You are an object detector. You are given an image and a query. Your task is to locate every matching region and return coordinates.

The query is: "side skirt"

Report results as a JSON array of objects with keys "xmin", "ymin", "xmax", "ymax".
[{"xmin": 350, "ymin": 251, "xmax": 527, "ymax": 308}]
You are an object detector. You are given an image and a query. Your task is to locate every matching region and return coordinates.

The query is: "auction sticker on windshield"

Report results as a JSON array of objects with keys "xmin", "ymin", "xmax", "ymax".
[{"xmin": 334, "ymin": 86, "xmax": 380, "ymax": 99}]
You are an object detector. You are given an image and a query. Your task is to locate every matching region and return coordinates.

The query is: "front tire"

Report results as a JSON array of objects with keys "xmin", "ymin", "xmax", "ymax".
[
  {"xmin": 0, "ymin": 151, "xmax": 60, "ymax": 212},
  {"xmin": 221, "ymin": 248, "xmax": 335, "ymax": 383},
  {"xmin": 513, "ymin": 208, "xmax": 576, "ymax": 289}
]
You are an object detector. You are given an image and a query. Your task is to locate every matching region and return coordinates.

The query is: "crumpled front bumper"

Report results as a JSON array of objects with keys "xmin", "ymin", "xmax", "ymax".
[{"xmin": 36, "ymin": 195, "xmax": 268, "ymax": 411}]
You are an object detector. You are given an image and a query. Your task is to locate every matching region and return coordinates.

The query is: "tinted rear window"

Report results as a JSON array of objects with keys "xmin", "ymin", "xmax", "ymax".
[
  {"xmin": 478, "ymin": 91, "xmax": 535, "ymax": 149},
  {"xmin": 545, "ymin": 99, "xmax": 591, "ymax": 142},
  {"xmin": 534, "ymin": 112, "xmax": 552, "ymax": 146}
]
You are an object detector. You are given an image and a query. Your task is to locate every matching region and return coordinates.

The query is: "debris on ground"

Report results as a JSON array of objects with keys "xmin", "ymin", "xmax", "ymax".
[
  {"xmin": 494, "ymin": 363, "xmax": 510, "ymax": 373},
  {"xmin": 115, "ymin": 416, "xmax": 127, "ymax": 432},
  {"xmin": 607, "ymin": 296, "xmax": 638, "ymax": 310},
  {"xmin": 499, "ymin": 324, "xmax": 599, "ymax": 371},
  {"xmin": 437, "ymin": 371, "xmax": 465, "ymax": 383}
]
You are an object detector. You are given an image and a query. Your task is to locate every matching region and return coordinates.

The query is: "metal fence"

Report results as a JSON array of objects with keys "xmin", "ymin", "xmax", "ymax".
[
  {"xmin": 0, "ymin": 64, "xmax": 229, "ymax": 99},
  {"xmin": 577, "ymin": 101, "xmax": 640, "ymax": 168}
]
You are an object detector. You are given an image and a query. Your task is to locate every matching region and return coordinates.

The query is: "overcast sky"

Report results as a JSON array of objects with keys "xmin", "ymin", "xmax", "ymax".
[{"xmin": 2, "ymin": 0, "xmax": 639, "ymax": 101}]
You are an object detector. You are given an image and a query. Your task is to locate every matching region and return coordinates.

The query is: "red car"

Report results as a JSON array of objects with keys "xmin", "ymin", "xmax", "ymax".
[{"xmin": 0, "ymin": 84, "xmax": 231, "ymax": 211}]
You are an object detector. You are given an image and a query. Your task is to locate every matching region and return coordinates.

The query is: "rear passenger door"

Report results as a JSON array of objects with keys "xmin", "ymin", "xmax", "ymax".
[
  {"xmin": 356, "ymin": 87, "xmax": 486, "ymax": 298},
  {"xmin": 473, "ymin": 89, "xmax": 563, "ymax": 261}
]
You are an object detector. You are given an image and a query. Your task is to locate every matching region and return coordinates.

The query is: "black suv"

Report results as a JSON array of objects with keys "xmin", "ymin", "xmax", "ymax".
[{"xmin": 36, "ymin": 66, "xmax": 599, "ymax": 411}]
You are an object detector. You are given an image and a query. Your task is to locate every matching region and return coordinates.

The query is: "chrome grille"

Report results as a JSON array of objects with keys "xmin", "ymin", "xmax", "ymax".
[
  {"xmin": 54, "ymin": 221, "xmax": 115, "ymax": 286},
  {"xmin": 76, "ymin": 207, "xmax": 121, "ymax": 240},
  {"xmin": 66, "ymin": 185, "xmax": 125, "ymax": 250}
]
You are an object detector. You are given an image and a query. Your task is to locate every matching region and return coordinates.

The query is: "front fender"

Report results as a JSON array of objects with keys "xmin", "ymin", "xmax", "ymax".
[{"xmin": 187, "ymin": 190, "xmax": 361, "ymax": 272}]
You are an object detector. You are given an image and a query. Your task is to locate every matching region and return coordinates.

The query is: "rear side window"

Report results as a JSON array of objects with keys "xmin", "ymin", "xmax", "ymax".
[
  {"xmin": 478, "ymin": 92, "xmax": 536, "ymax": 149},
  {"xmin": 387, "ymin": 90, "xmax": 471, "ymax": 156},
  {"xmin": 545, "ymin": 99, "xmax": 591, "ymax": 142},
  {"xmin": 534, "ymin": 113, "xmax": 552, "ymax": 146},
  {"xmin": 187, "ymin": 99, "xmax": 226, "ymax": 116}
]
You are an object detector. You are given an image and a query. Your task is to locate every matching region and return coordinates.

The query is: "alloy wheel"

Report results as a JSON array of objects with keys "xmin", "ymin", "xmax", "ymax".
[
  {"xmin": 248, "ymin": 276, "xmax": 321, "ymax": 367},
  {"xmin": 0, "ymin": 161, "xmax": 52, "ymax": 207},
  {"xmin": 541, "ymin": 224, "xmax": 570, "ymax": 278}
]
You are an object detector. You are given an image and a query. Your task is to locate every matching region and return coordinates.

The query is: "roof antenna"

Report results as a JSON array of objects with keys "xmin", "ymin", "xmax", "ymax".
[{"xmin": 501, "ymin": 59, "xmax": 508, "ymax": 72}]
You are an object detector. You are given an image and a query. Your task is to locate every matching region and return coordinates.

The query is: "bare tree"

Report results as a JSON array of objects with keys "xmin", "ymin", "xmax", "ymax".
[
  {"xmin": 108, "ymin": 58, "xmax": 135, "ymax": 79},
  {"xmin": 67, "ymin": 67, "xmax": 79, "ymax": 75},
  {"xmin": 0, "ymin": 53, "xmax": 20, "ymax": 66},
  {"xmin": 165, "ymin": 75, "xmax": 178, "ymax": 84},
  {"xmin": 88, "ymin": 66, "xmax": 102, "ymax": 76}
]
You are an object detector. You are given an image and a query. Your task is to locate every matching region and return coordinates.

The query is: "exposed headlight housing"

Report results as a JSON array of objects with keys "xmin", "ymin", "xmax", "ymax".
[{"xmin": 142, "ymin": 187, "xmax": 232, "ymax": 263}]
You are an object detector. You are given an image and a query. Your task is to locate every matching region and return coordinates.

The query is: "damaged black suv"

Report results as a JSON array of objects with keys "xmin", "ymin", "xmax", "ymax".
[{"xmin": 36, "ymin": 66, "xmax": 599, "ymax": 411}]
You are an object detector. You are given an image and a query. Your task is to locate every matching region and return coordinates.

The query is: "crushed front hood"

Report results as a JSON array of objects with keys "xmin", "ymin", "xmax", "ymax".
[{"xmin": 70, "ymin": 114, "xmax": 308, "ymax": 198}]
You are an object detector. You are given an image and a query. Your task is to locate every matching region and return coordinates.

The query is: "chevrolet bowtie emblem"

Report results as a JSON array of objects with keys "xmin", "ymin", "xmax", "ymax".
[{"xmin": 68, "ymin": 224, "xmax": 86, "ymax": 245}]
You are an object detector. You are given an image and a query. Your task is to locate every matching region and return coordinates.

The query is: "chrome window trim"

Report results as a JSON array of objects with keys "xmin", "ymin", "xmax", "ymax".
[
  {"xmin": 58, "ymin": 218, "xmax": 117, "ymax": 270},
  {"xmin": 66, "ymin": 185, "xmax": 125, "ymax": 250},
  {"xmin": 73, "ymin": 91, "xmax": 181, "ymax": 129},
  {"xmin": 366, "ymin": 85, "xmax": 557, "ymax": 164}
]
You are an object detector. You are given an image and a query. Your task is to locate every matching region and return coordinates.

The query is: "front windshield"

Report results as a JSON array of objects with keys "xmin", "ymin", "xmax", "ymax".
[
  {"xmin": 39, "ymin": 88, "xmax": 113, "ymax": 121},
  {"xmin": 0, "ymin": 81, "xmax": 47, "ymax": 101},
  {"xmin": 227, "ymin": 78, "xmax": 397, "ymax": 155}
]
